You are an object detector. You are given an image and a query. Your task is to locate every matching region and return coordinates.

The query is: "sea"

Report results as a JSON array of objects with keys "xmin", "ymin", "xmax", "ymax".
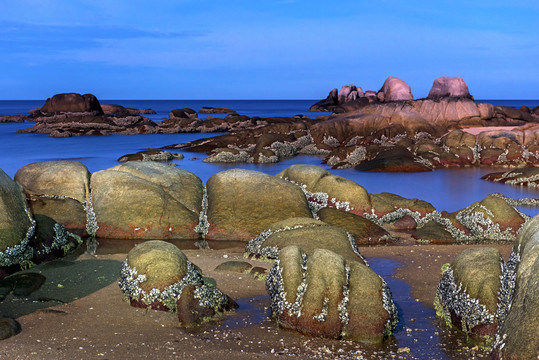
[{"xmin": 0, "ymin": 99, "xmax": 538, "ymax": 216}]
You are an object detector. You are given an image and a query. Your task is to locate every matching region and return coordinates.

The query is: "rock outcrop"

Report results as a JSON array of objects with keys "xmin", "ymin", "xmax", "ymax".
[
  {"xmin": 199, "ymin": 106, "xmax": 236, "ymax": 114},
  {"xmin": 119, "ymin": 240, "xmax": 237, "ymax": 326},
  {"xmin": 266, "ymin": 246, "xmax": 397, "ymax": 343},
  {"xmin": 37, "ymin": 93, "xmax": 103, "ymax": 115},
  {"xmin": 482, "ymin": 166, "xmax": 539, "ymax": 187},
  {"xmin": 91, "ymin": 162, "xmax": 202, "ymax": 240},
  {"xmin": 427, "ymin": 76, "xmax": 472, "ymax": 100},
  {"xmin": 378, "ymin": 76, "xmax": 413, "ymax": 102}
]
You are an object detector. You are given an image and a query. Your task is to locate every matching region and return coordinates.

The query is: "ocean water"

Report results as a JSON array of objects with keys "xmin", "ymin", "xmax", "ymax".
[{"xmin": 0, "ymin": 99, "xmax": 538, "ymax": 216}]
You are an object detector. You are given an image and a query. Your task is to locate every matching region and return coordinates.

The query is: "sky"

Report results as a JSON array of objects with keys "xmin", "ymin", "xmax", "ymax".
[{"xmin": 0, "ymin": 0, "xmax": 537, "ymax": 100}]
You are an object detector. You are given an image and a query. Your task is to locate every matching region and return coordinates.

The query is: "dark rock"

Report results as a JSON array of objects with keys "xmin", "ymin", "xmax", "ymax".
[
  {"xmin": 0, "ymin": 318, "xmax": 21, "ymax": 340},
  {"xmin": 199, "ymin": 106, "xmax": 236, "ymax": 114},
  {"xmin": 39, "ymin": 93, "xmax": 103, "ymax": 115},
  {"xmin": 355, "ymin": 147, "xmax": 433, "ymax": 172},
  {"xmin": 169, "ymin": 108, "xmax": 198, "ymax": 119},
  {"xmin": 0, "ymin": 115, "xmax": 27, "ymax": 123},
  {"xmin": 412, "ymin": 220, "xmax": 455, "ymax": 243}
]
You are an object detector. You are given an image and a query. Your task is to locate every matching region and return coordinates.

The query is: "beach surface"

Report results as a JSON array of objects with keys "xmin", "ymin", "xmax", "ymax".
[{"xmin": 0, "ymin": 242, "xmax": 512, "ymax": 359}]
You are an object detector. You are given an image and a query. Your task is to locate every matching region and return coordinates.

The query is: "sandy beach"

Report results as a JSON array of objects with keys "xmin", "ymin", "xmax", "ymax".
[{"xmin": 0, "ymin": 241, "xmax": 513, "ymax": 360}]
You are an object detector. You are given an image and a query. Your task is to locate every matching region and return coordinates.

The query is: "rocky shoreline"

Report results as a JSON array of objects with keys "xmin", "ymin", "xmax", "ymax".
[{"xmin": 1, "ymin": 160, "xmax": 538, "ymax": 358}]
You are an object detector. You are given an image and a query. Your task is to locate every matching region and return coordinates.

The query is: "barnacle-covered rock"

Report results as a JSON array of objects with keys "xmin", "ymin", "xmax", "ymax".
[
  {"xmin": 245, "ymin": 217, "xmax": 366, "ymax": 264},
  {"xmin": 412, "ymin": 220, "xmax": 455, "ymax": 243},
  {"xmin": 447, "ymin": 194, "xmax": 527, "ymax": 242},
  {"xmin": 435, "ymin": 247, "xmax": 503, "ymax": 339},
  {"xmin": 482, "ymin": 166, "xmax": 539, "ymax": 188},
  {"xmin": 205, "ymin": 169, "xmax": 312, "ymax": 241},
  {"xmin": 370, "ymin": 192, "xmax": 436, "ymax": 220},
  {"xmin": 266, "ymin": 246, "xmax": 397, "ymax": 343},
  {"xmin": 0, "ymin": 169, "xmax": 35, "ymax": 271},
  {"xmin": 14, "ymin": 160, "xmax": 91, "ymax": 236},
  {"xmin": 276, "ymin": 164, "xmax": 371, "ymax": 215},
  {"xmin": 316, "ymin": 208, "xmax": 390, "ymax": 244},
  {"xmin": 30, "ymin": 214, "xmax": 82, "ymax": 263},
  {"xmin": 119, "ymin": 240, "xmax": 237, "ymax": 326},
  {"xmin": 91, "ymin": 162, "xmax": 202, "ymax": 240},
  {"xmin": 492, "ymin": 214, "xmax": 539, "ymax": 360}
]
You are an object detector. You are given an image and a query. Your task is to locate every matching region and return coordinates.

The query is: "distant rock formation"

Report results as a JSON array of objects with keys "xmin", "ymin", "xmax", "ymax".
[
  {"xmin": 378, "ymin": 76, "xmax": 413, "ymax": 102},
  {"xmin": 199, "ymin": 106, "xmax": 236, "ymax": 114},
  {"xmin": 427, "ymin": 76, "xmax": 472, "ymax": 100}
]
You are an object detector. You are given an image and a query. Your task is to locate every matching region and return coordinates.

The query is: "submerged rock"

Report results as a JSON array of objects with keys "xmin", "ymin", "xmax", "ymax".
[
  {"xmin": 119, "ymin": 240, "xmax": 237, "ymax": 326},
  {"xmin": 266, "ymin": 246, "xmax": 397, "ymax": 343}
]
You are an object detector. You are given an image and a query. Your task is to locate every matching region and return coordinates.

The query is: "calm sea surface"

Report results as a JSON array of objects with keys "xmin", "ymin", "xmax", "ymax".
[{"xmin": 1, "ymin": 99, "xmax": 538, "ymax": 216}]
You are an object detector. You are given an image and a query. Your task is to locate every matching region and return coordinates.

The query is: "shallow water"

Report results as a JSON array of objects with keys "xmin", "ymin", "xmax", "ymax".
[{"xmin": 1, "ymin": 100, "xmax": 538, "ymax": 216}]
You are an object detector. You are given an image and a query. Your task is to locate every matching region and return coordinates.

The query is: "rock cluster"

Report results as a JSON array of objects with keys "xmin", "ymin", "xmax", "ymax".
[
  {"xmin": 1, "ymin": 162, "xmax": 535, "ymax": 280},
  {"xmin": 266, "ymin": 246, "xmax": 397, "ymax": 343},
  {"xmin": 119, "ymin": 240, "xmax": 237, "ymax": 326},
  {"xmin": 482, "ymin": 166, "xmax": 539, "ymax": 187},
  {"xmin": 435, "ymin": 214, "xmax": 539, "ymax": 359}
]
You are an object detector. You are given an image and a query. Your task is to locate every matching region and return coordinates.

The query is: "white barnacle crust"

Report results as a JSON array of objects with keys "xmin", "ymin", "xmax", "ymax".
[
  {"xmin": 381, "ymin": 277, "xmax": 398, "ymax": 336},
  {"xmin": 193, "ymin": 284, "xmax": 229, "ymax": 310},
  {"xmin": 118, "ymin": 259, "xmax": 204, "ymax": 312},
  {"xmin": 337, "ymin": 264, "xmax": 351, "ymax": 328},
  {"xmin": 436, "ymin": 267, "xmax": 494, "ymax": 333},
  {"xmin": 0, "ymin": 207, "xmax": 35, "ymax": 267},
  {"xmin": 313, "ymin": 297, "xmax": 329, "ymax": 322},
  {"xmin": 194, "ymin": 186, "xmax": 210, "ymax": 236},
  {"xmin": 346, "ymin": 232, "xmax": 368, "ymax": 266},
  {"xmin": 245, "ymin": 224, "xmax": 317, "ymax": 259},
  {"xmin": 495, "ymin": 246, "xmax": 520, "ymax": 330}
]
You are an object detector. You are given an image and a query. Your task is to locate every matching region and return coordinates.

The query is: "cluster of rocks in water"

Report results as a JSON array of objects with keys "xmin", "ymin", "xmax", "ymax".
[
  {"xmin": 4, "ymin": 76, "xmax": 539, "ymax": 172},
  {"xmin": 1, "ymin": 160, "xmax": 538, "ymax": 354},
  {"xmin": 166, "ymin": 76, "xmax": 539, "ymax": 171}
]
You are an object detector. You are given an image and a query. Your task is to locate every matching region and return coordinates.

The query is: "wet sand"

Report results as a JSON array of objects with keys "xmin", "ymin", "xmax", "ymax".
[{"xmin": 0, "ymin": 243, "xmax": 512, "ymax": 359}]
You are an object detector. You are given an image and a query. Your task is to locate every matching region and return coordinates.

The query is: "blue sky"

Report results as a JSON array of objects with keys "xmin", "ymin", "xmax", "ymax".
[{"xmin": 0, "ymin": 0, "xmax": 537, "ymax": 99}]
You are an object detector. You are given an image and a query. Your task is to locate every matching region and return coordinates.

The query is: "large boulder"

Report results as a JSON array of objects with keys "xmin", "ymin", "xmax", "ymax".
[
  {"xmin": 427, "ymin": 76, "xmax": 472, "ymax": 99},
  {"xmin": 0, "ymin": 169, "xmax": 35, "ymax": 269},
  {"xmin": 205, "ymin": 169, "xmax": 312, "ymax": 241},
  {"xmin": 492, "ymin": 215, "xmax": 539, "ymax": 360},
  {"xmin": 435, "ymin": 247, "xmax": 503, "ymax": 338},
  {"xmin": 378, "ymin": 76, "xmax": 413, "ymax": 102},
  {"xmin": 38, "ymin": 93, "xmax": 103, "ymax": 115},
  {"xmin": 245, "ymin": 217, "xmax": 366, "ymax": 264},
  {"xmin": 91, "ymin": 162, "xmax": 202, "ymax": 240},
  {"xmin": 14, "ymin": 161, "xmax": 91, "ymax": 236},
  {"xmin": 119, "ymin": 240, "xmax": 237, "ymax": 326},
  {"xmin": 266, "ymin": 246, "xmax": 397, "ymax": 343}
]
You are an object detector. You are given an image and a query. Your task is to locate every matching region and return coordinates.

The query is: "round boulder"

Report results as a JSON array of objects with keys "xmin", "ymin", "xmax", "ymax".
[
  {"xmin": 91, "ymin": 162, "xmax": 202, "ymax": 240},
  {"xmin": 119, "ymin": 240, "xmax": 237, "ymax": 325},
  {"xmin": 39, "ymin": 93, "xmax": 103, "ymax": 115},
  {"xmin": 205, "ymin": 169, "xmax": 312, "ymax": 241},
  {"xmin": 14, "ymin": 161, "xmax": 91, "ymax": 235},
  {"xmin": 427, "ymin": 76, "xmax": 471, "ymax": 99},
  {"xmin": 378, "ymin": 76, "xmax": 413, "ymax": 102}
]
